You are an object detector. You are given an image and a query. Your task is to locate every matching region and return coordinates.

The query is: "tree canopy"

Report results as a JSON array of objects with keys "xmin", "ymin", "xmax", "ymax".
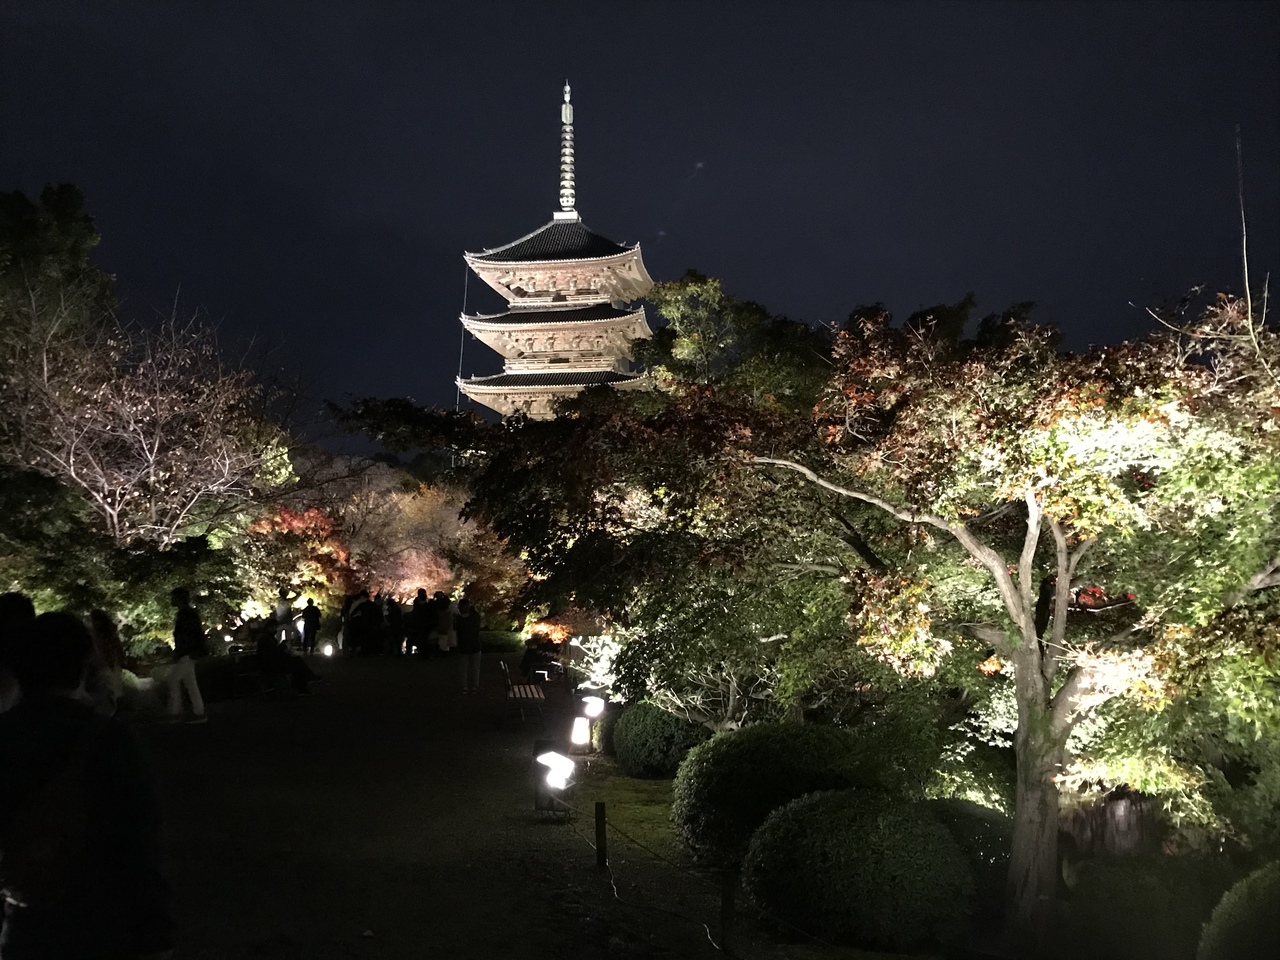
[{"xmin": 345, "ymin": 273, "xmax": 1279, "ymax": 949}]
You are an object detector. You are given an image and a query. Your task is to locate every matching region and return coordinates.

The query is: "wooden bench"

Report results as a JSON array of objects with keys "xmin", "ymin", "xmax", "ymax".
[
  {"xmin": 501, "ymin": 659, "xmax": 544, "ymax": 722},
  {"xmin": 227, "ymin": 644, "xmax": 271, "ymax": 697}
]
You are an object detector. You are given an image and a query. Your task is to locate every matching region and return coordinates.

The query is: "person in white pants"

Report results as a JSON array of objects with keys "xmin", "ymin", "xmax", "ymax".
[{"xmin": 167, "ymin": 587, "xmax": 208, "ymax": 723}]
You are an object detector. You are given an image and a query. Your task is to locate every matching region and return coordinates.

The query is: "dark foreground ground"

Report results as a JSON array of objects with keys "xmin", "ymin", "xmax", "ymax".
[{"xmin": 140, "ymin": 654, "xmax": 834, "ymax": 960}]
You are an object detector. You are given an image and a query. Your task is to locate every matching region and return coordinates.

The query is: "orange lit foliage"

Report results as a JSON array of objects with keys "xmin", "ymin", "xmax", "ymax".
[
  {"xmin": 528, "ymin": 607, "xmax": 602, "ymax": 644},
  {"xmin": 245, "ymin": 505, "xmax": 356, "ymax": 611}
]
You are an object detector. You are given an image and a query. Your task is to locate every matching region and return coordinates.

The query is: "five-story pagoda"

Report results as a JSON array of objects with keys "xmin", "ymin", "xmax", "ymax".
[{"xmin": 457, "ymin": 84, "xmax": 654, "ymax": 419}]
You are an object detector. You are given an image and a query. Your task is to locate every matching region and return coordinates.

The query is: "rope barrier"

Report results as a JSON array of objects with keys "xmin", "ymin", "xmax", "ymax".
[
  {"xmin": 545, "ymin": 794, "xmax": 731, "ymax": 953},
  {"xmin": 546, "ymin": 790, "xmax": 841, "ymax": 954},
  {"xmin": 538, "ymin": 767, "xmax": 842, "ymax": 954},
  {"xmin": 601, "ymin": 856, "xmax": 730, "ymax": 955}
]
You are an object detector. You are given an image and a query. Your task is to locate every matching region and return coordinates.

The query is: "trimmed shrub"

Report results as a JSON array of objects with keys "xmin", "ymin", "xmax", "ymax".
[
  {"xmin": 613, "ymin": 703, "xmax": 709, "ymax": 778},
  {"xmin": 1063, "ymin": 853, "xmax": 1236, "ymax": 960},
  {"xmin": 926, "ymin": 798, "xmax": 1011, "ymax": 919},
  {"xmin": 1197, "ymin": 861, "xmax": 1280, "ymax": 960},
  {"xmin": 592, "ymin": 706, "xmax": 621, "ymax": 755},
  {"xmin": 671, "ymin": 722, "xmax": 891, "ymax": 866},
  {"xmin": 743, "ymin": 789, "xmax": 974, "ymax": 950}
]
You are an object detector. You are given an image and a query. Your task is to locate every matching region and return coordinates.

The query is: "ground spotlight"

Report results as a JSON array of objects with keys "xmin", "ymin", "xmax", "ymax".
[
  {"xmin": 322, "ymin": 643, "xmax": 334, "ymax": 657},
  {"xmin": 581, "ymin": 695, "xmax": 605, "ymax": 718},
  {"xmin": 536, "ymin": 750, "xmax": 575, "ymax": 790}
]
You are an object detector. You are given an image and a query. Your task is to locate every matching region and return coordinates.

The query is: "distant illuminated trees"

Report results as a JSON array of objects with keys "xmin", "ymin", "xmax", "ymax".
[{"xmin": 0, "ymin": 186, "xmax": 291, "ymax": 547}]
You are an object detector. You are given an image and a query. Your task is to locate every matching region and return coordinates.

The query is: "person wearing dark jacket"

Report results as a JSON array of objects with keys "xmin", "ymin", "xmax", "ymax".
[
  {"xmin": 409, "ymin": 588, "xmax": 432, "ymax": 657},
  {"xmin": 0, "ymin": 612, "xmax": 172, "ymax": 960},
  {"xmin": 454, "ymin": 599, "xmax": 482, "ymax": 694},
  {"xmin": 299, "ymin": 599, "xmax": 321, "ymax": 656},
  {"xmin": 253, "ymin": 621, "xmax": 320, "ymax": 694},
  {"xmin": 166, "ymin": 588, "xmax": 207, "ymax": 724}
]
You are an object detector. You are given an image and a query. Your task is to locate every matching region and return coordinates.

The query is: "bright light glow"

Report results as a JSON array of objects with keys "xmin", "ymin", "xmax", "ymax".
[
  {"xmin": 536, "ymin": 751, "xmax": 575, "ymax": 790},
  {"xmin": 571, "ymin": 716, "xmax": 590, "ymax": 745},
  {"xmin": 581, "ymin": 696, "xmax": 605, "ymax": 718},
  {"xmin": 322, "ymin": 643, "xmax": 334, "ymax": 657},
  {"xmin": 223, "ymin": 634, "xmax": 233, "ymax": 643}
]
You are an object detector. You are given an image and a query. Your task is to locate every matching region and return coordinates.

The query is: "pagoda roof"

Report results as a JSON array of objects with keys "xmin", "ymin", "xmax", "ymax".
[
  {"xmin": 467, "ymin": 218, "xmax": 633, "ymax": 264},
  {"xmin": 460, "ymin": 370, "xmax": 640, "ymax": 389},
  {"xmin": 463, "ymin": 303, "xmax": 641, "ymax": 326}
]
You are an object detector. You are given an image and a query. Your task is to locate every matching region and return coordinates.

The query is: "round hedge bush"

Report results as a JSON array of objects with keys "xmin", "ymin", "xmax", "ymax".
[
  {"xmin": 926, "ymin": 798, "xmax": 1012, "ymax": 919},
  {"xmin": 1063, "ymin": 853, "xmax": 1235, "ymax": 960},
  {"xmin": 671, "ymin": 722, "xmax": 890, "ymax": 867},
  {"xmin": 591, "ymin": 706, "xmax": 621, "ymax": 755},
  {"xmin": 612, "ymin": 702, "xmax": 709, "ymax": 778},
  {"xmin": 1197, "ymin": 861, "xmax": 1280, "ymax": 960},
  {"xmin": 743, "ymin": 789, "xmax": 974, "ymax": 950}
]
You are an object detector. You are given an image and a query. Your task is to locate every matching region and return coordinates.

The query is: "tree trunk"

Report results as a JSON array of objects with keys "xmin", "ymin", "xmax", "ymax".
[{"xmin": 1005, "ymin": 664, "xmax": 1063, "ymax": 956}]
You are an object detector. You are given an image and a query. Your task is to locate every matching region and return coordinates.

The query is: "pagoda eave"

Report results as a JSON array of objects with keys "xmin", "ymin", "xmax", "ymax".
[
  {"xmin": 461, "ymin": 309, "xmax": 652, "ymax": 361},
  {"xmin": 463, "ymin": 246, "xmax": 654, "ymax": 305},
  {"xmin": 457, "ymin": 373, "xmax": 647, "ymax": 420}
]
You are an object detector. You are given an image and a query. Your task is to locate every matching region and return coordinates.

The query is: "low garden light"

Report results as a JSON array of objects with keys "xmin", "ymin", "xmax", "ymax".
[
  {"xmin": 570, "ymin": 716, "xmax": 591, "ymax": 746},
  {"xmin": 537, "ymin": 750, "xmax": 575, "ymax": 790},
  {"xmin": 581, "ymin": 695, "xmax": 605, "ymax": 718},
  {"xmin": 322, "ymin": 643, "xmax": 334, "ymax": 657},
  {"xmin": 533, "ymin": 741, "xmax": 576, "ymax": 814}
]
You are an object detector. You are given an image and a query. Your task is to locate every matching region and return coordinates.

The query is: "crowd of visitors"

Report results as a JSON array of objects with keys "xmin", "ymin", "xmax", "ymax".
[
  {"xmin": 0, "ymin": 580, "xmax": 506, "ymax": 958},
  {"xmin": 0, "ymin": 597, "xmax": 173, "ymax": 959},
  {"xmin": 337, "ymin": 588, "xmax": 490, "ymax": 695}
]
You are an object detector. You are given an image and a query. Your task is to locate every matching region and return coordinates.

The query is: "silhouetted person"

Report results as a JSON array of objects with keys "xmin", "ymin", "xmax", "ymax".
[
  {"xmin": 0, "ymin": 611, "xmax": 172, "ymax": 959},
  {"xmin": 409, "ymin": 588, "xmax": 431, "ymax": 656},
  {"xmin": 384, "ymin": 596, "xmax": 404, "ymax": 656},
  {"xmin": 167, "ymin": 588, "xmax": 207, "ymax": 724},
  {"xmin": 0, "ymin": 592, "xmax": 36, "ymax": 715},
  {"xmin": 430, "ymin": 592, "xmax": 454, "ymax": 655},
  {"xmin": 252, "ymin": 621, "xmax": 319, "ymax": 694},
  {"xmin": 345, "ymin": 590, "xmax": 379, "ymax": 657},
  {"xmin": 454, "ymin": 598, "xmax": 482, "ymax": 694},
  {"xmin": 299, "ymin": 599, "xmax": 321, "ymax": 656},
  {"xmin": 85, "ymin": 610, "xmax": 127, "ymax": 717},
  {"xmin": 273, "ymin": 587, "xmax": 299, "ymax": 648}
]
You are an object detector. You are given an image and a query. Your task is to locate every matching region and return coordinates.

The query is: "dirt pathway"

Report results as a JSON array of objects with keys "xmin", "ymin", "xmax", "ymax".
[{"xmin": 140, "ymin": 655, "xmax": 734, "ymax": 960}]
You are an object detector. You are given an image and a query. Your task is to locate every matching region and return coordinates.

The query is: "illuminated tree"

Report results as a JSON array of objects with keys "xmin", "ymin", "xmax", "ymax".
[
  {"xmin": 347, "ymin": 276, "xmax": 1279, "ymax": 949},
  {"xmin": 0, "ymin": 307, "xmax": 291, "ymax": 545},
  {"xmin": 0, "ymin": 187, "xmax": 291, "ymax": 547},
  {"xmin": 750, "ymin": 293, "xmax": 1279, "ymax": 945}
]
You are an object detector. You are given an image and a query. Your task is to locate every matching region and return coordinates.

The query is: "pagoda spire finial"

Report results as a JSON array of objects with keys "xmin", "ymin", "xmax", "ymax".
[{"xmin": 556, "ymin": 81, "xmax": 578, "ymax": 219}]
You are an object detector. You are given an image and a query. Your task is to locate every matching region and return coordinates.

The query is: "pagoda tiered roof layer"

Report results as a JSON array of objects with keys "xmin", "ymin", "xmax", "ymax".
[
  {"xmin": 463, "ymin": 303, "xmax": 636, "ymax": 325},
  {"xmin": 462, "ymin": 370, "xmax": 639, "ymax": 388},
  {"xmin": 465, "ymin": 219, "xmax": 632, "ymax": 263}
]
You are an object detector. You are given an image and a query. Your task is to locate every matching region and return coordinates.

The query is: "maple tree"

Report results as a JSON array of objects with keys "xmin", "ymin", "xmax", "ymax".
[{"xmin": 746, "ymin": 293, "xmax": 1279, "ymax": 945}]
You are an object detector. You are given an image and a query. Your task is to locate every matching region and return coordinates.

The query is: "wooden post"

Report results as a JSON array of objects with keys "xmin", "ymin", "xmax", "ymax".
[
  {"xmin": 720, "ymin": 868, "xmax": 737, "ymax": 952},
  {"xmin": 595, "ymin": 801, "xmax": 608, "ymax": 869}
]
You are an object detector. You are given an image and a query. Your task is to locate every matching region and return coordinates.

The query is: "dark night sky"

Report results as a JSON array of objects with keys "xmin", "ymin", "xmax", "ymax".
[{"xmin": 2, "ymin": 1, "xmax": 1277, "ymax": 421}]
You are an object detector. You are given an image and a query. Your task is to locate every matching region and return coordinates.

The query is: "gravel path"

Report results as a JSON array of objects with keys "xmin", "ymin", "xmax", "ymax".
[{"xmin": 139, "ymin": 654, "xmax": 734, "ymax": 960}]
